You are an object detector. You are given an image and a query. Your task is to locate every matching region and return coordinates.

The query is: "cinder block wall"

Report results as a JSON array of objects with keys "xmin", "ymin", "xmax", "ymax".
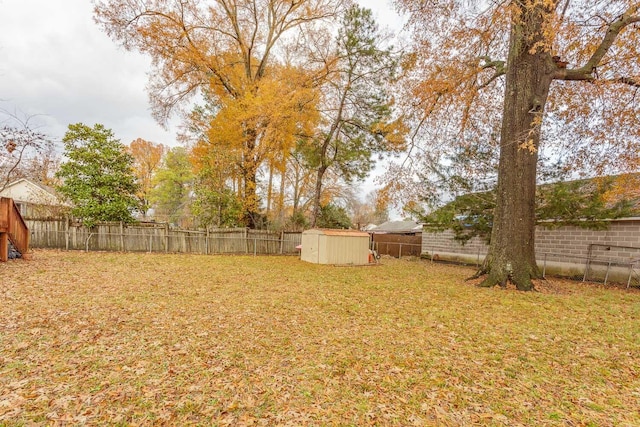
[
  {"xmin": 421, "ymin": 229, "xmax": 488, "ymax": 260},
  {"xmin": 535, "ymin": 220, "xmax": 640, "ymax": 264},
  {"xmin": 422, "ymin": 219, "xmax": 640, "ymax": 279}
]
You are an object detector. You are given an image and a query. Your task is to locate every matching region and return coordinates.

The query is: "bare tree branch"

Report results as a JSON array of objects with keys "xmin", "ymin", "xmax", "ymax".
[{"xmin": 554, "ymin": 5, "xmax": 640, "ymax": 83}]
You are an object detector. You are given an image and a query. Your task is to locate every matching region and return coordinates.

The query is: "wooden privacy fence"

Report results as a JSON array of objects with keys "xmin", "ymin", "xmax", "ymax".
[
  {"xmin": 26, "ymin": 219, "xmax": 302, "ymax": 256},
  {"xmin": 1, "ymin": 197, "xmax": 30, "ymax": 261},
  {"xmin": 371, "ymin": 233, "xmax": 423, "ymax": 258}
]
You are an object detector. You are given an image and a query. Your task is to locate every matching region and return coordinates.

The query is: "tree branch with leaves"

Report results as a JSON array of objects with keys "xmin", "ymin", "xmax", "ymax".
[{"xmin": 397, "ymin": 0, "xmax": 640, "ymax": 290}]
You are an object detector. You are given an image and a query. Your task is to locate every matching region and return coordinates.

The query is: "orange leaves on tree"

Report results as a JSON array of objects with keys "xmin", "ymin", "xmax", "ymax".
[
  {"xmin": 127, "ymin": 138, "xmax": 166, "ymax": 216},
  {"xmin": 95, "ymin": 0, "xmax": 345, "ymax": 227}
]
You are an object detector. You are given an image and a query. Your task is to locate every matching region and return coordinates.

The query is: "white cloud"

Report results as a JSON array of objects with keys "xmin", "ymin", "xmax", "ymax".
[
  {"xmin": 0, "ymin": 0, "xmax": 403, "ymax": 176},
  {"xmin": 0, "ymin": 0, "xmax": 176, "ymax": 146}
]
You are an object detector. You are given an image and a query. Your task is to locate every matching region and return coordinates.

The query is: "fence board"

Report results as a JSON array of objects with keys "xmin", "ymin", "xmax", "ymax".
[
  {"xmin": 26, "ymin": 219, "xmax": 302, "ymax": 256},
  {"xmin": 372, "ymin": 234, "xmax": 423, "ymax": 258}
]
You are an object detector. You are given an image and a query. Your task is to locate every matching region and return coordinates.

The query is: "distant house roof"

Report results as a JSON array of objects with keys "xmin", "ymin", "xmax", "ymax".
[
  {"xmin": 362, "ymin": 223, "xmax": 378, "ymax": 231},
  {"xmin": 0, "ymin": 178, "xmax": 64, "ymax": 206},
  {"xmin": 370, "ymin": 220, "xmax": 423, "ymax": 234}
]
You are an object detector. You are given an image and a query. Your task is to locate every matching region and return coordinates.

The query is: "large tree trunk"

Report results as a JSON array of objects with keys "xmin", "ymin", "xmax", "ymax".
[
  {"xmin": 311, "ymin": 165, "xmax": 327, "ymax": 228},
  {"xmin": 242, "ymin": 133, "xmax": 259, "ymax": 229},
  {"xmin": 266, "ymin": 163, "xmax": 274, "ymax": 218},
  {"xmin": 480, "ymin": 5, "xmax": 556, "ymax": 291},
  {"xmin": 278, "ymin": 167, "xmax": 286, "ymax": 224},
  {"xmin": 242, "ymin": 165, "xmax": 258, "ymax": 229}
]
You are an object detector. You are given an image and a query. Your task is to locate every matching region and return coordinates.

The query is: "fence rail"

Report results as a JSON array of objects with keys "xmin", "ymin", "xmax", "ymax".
[{"xmin": 27, "ymin": 219, "xmax": 302, "ymax": 256}]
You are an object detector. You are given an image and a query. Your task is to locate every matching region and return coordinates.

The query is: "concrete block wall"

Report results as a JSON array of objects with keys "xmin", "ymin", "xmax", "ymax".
[
  {"xmin": 421, "ymin": 229, "xmax": 487, "ymax": 261},
  {"xmin": 535, "ymin": 221, "xmax": 640, "ymax": 264},
  {"xmin": 422, "ymin": 219, "xmax": 640, "ymax": 281}
]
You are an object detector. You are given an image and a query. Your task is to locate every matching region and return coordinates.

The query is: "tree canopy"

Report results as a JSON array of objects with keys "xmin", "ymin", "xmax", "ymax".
[
  {"xmin": 1, "ymin": 111, "xmax": 54, "ymax": 191},
  {"xmin": 56, "ymin": 123, "xmax": 139, "ymax": 227},
  {"xmin": 395, "ymin": 0, "xmax": 640, "ymax": 290},
  {"xmin": 394, "ymin": 0, "xmax": 640, "ymax": 190},
  {"xmin": 128, "ymin": 138, "xmax": 166, "ymax": 218},
  {"xmin": 423, "ymin": 176, "xmax": 639, "ymax": 244},
  {"xmin": 149, "ymin": 147, "xmax": 195, "ymax": 227},
  {"xmin": 95, "ymin": 0, "xmax": 346, "ymax": 228},
  {"xmin": 302, "ymin": 4, "xmax": 406, "ymax": 226},
  {"xmin": 94, "ymin": 0, "xmax": 409, "ymax": 231}
]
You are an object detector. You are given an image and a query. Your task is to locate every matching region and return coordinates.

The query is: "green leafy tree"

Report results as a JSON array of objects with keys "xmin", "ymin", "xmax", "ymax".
[
  {"xmin": 304, "ymin": 5, "xmax": 406, "ymax": 227},
  {"xmin": 316, "ymin": 203, "xmax": 352, "ymax": 229},
  {"xmin": 286, "ymin": 210, "xmax": 310, "ymax": 231},
  {"xmin": 56, "ymin": 123, "xmax": 139, "ymax": 227},
  {"xmin": 423, "ymin": 178, "xmax": 638, "ymax": 244},
  {"xmin": 536, "ymin": 178, "xmax": 637, "ymax": 227},
  {"xmin": 192, "ymin": 187, "xmax": 243, "ymax": 228},
  {"xmin": 150, "ymin": 147, "xmax": 194, "ymax": 226}
]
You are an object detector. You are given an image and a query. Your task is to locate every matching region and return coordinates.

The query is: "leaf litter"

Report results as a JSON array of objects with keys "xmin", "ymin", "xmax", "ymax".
[{"xmin": 1, "ymin": 250, "xmax": 639, "ymax": 425}]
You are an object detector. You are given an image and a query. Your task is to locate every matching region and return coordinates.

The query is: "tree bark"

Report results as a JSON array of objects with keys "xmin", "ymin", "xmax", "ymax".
[
  {"xmin": 480, "ymin": 5, "xmax": 556, "ymax": 291},
  {"xmin": 266, "ymin": 163, "xmax": 274, "ymax": 218},
  {"xmin": 242, "ymin": 165, "xmax": 258, "ymax": 229},
  {"xmin": 242, "ymin": 132, "xmax": 259, "ymax": 229},
  {"xmin": 311, "ymin": 165, "xmax": 327, "ymax": 228},
  {"xmin": 278, "ymin": 167, "xmax": 286, "ymax": 224}
]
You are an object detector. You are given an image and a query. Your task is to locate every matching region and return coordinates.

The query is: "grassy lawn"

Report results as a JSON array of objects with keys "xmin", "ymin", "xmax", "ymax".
[{"xmin": 1, "ymin": 250, "xmax": 639, "ymax": 426}]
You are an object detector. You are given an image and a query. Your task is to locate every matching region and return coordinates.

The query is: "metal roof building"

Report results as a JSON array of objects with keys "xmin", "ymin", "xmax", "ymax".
[{"xmin": 301, "ymin": 229, "xmax": 371, "ymax": 265}]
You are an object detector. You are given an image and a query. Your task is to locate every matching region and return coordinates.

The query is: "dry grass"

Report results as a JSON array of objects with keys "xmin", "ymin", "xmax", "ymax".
[{"xmin": 1, "ymin": 250, "xmax": 639, "ymax": 426}]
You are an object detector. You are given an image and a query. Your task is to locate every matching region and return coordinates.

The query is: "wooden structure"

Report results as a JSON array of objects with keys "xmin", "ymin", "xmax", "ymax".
[
  {"xmin": 372, "ymin": 233, "xmax": 422, "ymax": 258},
  {"xmin": 0, "ymin": 197, "xmax": 29, "ymax": 261},
  {"xmin": 26, "ymin": 221, "xmax": 302, "ymax": 255}
]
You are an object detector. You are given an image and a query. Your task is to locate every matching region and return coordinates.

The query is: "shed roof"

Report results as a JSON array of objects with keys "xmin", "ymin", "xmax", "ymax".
[{"xmin": 303, "ymin": 228, "xmax": 369, "ymax": 237}]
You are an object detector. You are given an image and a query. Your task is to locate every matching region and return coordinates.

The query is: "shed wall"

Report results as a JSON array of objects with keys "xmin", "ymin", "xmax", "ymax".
[
  {"xmin": 324, "ymin": 235, "xmax": 370, "ymax": 265},
  {"xmin": 301, "ymin": 231, "xmax": 320, "ymax": 263},
  {"xmin": 301, "ymin": 230, "xmax": 370, "ymax": 265}
]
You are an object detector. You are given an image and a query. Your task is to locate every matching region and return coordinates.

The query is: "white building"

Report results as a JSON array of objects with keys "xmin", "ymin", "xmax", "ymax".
[{"xmin": 0, "ymin": 178, "xmax": 68, "ymax": 218}]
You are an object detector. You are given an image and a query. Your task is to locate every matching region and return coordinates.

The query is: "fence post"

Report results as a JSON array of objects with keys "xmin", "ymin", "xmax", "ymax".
[
  {"xmin": 542, "ymin": 253, "xmax": 547, "ymax": 278},
  {"xmin": 149, "ymin": 231, "xmax": 153, "ymax": 253},
  {"xmin": 206, "ymin": 227, "xmax": 210, "ymax": 255},
  {"xmin": 65, "ymin": 217, "xmax": 70, "ymax": 251},
  {"xmin": 280, "ymin": 230, "xmax": 284, "ymax": 255},
  {"xmin": 164, "ymin": 224, "xmax": 169, "ymax": 253},
  {"xmin": 604, "ymin": 261, "xmax": 611, "ymax": 285},
  {"xmin": 584, "ymin": 244, "xmax": 593, "ymax": 282},
  {"xmin": 120, "ymin": 221, "xmax": 125, "ymax": 252},
  {"xmin": 245, "ymin": 228, "xmax": 249, "ymax": 254},
  {"xmin": 399, "ymin": 243, "xmax": 403, "ymax": 259},
  {"xmin": 254, "ymin": 237, "xmax": 257, "ymax": 256}
]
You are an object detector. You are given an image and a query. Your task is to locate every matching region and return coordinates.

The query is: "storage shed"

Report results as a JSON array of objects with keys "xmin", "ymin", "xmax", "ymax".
[{"xmin": 301, "ymin": 229, "xmax": 371, "ymax": 265}]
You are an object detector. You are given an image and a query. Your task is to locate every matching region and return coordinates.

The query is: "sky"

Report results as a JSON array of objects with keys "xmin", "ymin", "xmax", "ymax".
[{"xmin": 0, "ymin": 0, "xmax": 403, "ymax": 148}]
